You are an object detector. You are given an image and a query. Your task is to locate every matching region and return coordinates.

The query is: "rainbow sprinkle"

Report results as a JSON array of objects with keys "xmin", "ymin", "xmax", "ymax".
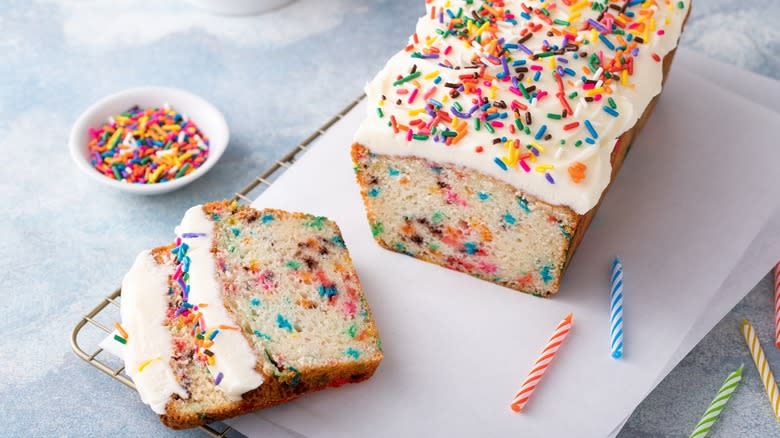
[
  {"xmin": 383, "ymin": 0, "xmax": 686, "ymax": 186},
  {"xmin": 138, "ymin": 356, "xmax": 161, "ymax": 373},
  {"xmin": 114, "ymin": 322, "xmax": 129, "ymax": 342},
  {"xmin": 169, "ymin": 232, "xmax": 226, "ymax": 381},
  {"xmin": 87, "ymin": 104, "xmax": 209, "ymax": 184}
]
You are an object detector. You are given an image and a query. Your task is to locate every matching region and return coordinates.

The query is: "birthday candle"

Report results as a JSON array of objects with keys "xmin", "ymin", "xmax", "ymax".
[
  {"xmin": 741, "ymin": 319, "xmax": 780, "ymax": 421},
  {"xmin": 610, "ymin": 256, "xmax": 624, "ymax": 359},
  {"xmin": 510, "ymin": 313, "xmax": 573, "ymax": 413},
  {"xmin": 774, "ymin": 262, "xmax": 780, "ymax": 349},
  {"xmin": 689, "ymin": 365, "xmax": 743, "ymax": 438}
]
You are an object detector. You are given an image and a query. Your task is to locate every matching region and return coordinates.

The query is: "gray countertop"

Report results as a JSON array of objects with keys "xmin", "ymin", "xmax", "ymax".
[{"xmin": 1, "ymin": 0, "xmax": 777, "ymax": 436}]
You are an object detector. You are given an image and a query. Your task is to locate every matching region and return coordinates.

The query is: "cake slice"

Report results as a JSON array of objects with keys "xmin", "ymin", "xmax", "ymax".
[
  {"xmin": 120, "ymin": 201, "xmax": 383, "ymax": 429},
  {"xmin": 352, "ymin": 0, "xmax": 691, "ymax": 296}
]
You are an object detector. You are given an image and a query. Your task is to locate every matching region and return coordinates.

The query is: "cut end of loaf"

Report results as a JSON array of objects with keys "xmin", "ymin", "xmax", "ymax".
[
  {"xmin": 351, "ymin": 144, "xmax": 577, "ymax": 297},
  {"xmin": 131, "ymin": 201, "xmax": 382, "ymax": 429}
]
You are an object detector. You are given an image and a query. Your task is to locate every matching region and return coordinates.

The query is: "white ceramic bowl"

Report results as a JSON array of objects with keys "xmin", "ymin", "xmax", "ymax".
[
  {"xmin": 69, "ymin": 86, "xmax": 229, "ymax": 195},
  {"xmin": 185, "ymin": 0, "xmax": 292, "ymax": 15}
]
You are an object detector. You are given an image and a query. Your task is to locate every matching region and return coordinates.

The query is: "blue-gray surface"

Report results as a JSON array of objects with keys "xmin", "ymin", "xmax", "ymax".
[{"xmin": 0, "ymin": 0, "xmax": 777, "ymax": 436}]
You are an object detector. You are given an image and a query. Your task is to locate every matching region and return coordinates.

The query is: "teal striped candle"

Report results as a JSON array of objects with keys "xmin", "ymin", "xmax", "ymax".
[{"xmin": 689, "ymin": 364, "xmax": 743, "ymax": 438}]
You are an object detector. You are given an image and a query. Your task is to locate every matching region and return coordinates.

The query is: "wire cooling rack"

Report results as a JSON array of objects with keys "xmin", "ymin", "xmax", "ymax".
[{"xmin": 70, "ymin": 94, "xmax": 367, "ymax": 437}]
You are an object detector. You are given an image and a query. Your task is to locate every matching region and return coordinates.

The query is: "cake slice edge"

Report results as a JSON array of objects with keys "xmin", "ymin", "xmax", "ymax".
[{"xmin": 120, "ymin": 202, "xmax": 384, "ymax": 429}]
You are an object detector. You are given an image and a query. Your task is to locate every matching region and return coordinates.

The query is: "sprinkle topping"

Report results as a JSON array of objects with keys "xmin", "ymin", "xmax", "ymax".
[
  {"xmin": 169, "ymin": 233, "xmax": 225, "ymax": 377},
  {"xmin": 87, "ymin": 105, "xmax": 209, "ymax": 184},
  {"xmin": 359, "ymin": 0, "xmax": 688, "ymax": 213}
]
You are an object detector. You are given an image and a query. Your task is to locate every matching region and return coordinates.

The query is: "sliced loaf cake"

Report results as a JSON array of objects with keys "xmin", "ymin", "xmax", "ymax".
[
  {"xmin": 121, "ymin": 201, "xmax": 383, "ymax": 429},
  {"xmin": 351, "ymin": 1, "xmax": 690, "ymax": 296}
]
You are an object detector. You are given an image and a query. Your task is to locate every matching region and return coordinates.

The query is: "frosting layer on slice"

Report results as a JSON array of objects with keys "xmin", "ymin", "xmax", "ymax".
[
  {"xmin": 122, "ymin": 205, "xmax": 266, "ymax": 415},
  {"xmin": 174, "ymin": 205, "xmax": 265, "ymax": 400},
  {"xmin": 121, "ymin": 251, "xmax": 188, "ymax": 414}
]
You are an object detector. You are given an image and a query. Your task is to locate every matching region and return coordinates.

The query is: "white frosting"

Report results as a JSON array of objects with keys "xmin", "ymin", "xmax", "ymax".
[
  {"xmin": 121, "ymin": 251, "xmax": 188, "ymax": 414},
  {"xmin": 355, "ymin": 0, "xmax": 689, "ymax": 214},
  {"xmin": 175, "ymin": 205, "xmax": 265, "ymax": 400},
  {"xmin": 121, "ymin": 205, "xmax": 265, "ymax": 414}
]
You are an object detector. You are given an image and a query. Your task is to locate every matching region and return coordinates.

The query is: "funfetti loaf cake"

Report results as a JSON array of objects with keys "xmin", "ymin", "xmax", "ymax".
[
  {"xmin": 120, "ymin": 201, "xmax": 382, "ymax": 429},
  {"xmin": 352, "ymin": 0, "xmax": 690, "ymax": 296}
]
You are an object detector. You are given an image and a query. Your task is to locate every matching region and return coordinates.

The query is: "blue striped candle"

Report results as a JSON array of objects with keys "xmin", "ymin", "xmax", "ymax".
[{"xmin": 609, "ymin": 257, "xmax": 624, "ymax": 359}]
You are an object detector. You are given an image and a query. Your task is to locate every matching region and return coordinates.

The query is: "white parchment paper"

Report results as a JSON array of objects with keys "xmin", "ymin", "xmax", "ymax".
[{"xmin": 231, "ymin": 62, "xmax": 780, "ymax": 437}]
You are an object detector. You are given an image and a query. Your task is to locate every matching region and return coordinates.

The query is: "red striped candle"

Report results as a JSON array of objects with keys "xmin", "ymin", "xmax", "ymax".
[
  {"xmin": 510, "ymin": 313, "xmax": 573, "ymax": 413},
  {"xmin": 774, "ymin": 262, "xmax": 780, "ymax": 349}
]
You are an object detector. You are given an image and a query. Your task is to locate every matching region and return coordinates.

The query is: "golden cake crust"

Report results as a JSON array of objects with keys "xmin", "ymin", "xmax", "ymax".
[{"xmin": 160, "ymin": 354, "xmax": 383, "ymax": 429}]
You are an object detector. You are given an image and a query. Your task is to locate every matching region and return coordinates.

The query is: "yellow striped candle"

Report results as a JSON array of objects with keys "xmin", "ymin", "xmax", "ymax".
[{"xmin": 741, "ymin": 319, "xmax": 780, "ymax": 421}]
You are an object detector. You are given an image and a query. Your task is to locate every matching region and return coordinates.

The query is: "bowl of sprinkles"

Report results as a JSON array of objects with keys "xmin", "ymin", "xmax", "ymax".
[{"xmin": 69, "ymin": 87, "xmax": 229, "ymax": 194}]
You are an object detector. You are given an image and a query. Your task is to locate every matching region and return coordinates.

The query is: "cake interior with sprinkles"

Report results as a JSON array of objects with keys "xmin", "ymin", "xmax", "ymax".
[
  {"xmin": 119, "ymin": 201, "xmax": 383, "ymax": 429},
  {"xmin": 352, "ymin": 0, "xmax": 691, "ymax": 296}
]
